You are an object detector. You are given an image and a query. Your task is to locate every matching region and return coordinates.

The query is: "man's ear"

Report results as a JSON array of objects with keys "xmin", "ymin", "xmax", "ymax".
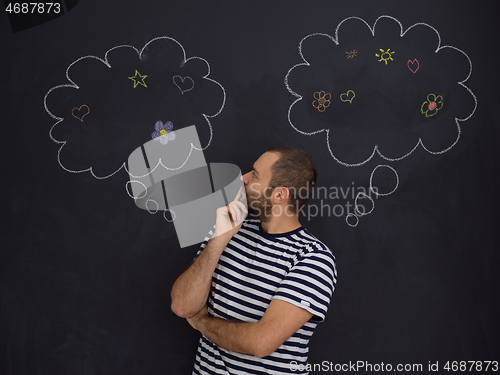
[{"xmin": 274, "ymin": 187, "xmax": 290, "ymax": 204}]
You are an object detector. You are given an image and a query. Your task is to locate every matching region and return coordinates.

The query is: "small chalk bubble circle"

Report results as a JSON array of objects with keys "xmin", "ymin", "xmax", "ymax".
[
  {"xmin": 346, "ymin": 213, "xmax": 359, "ymax": 227},
  {"xmin": 126, "ymin": 180, "xmax": 148, "ymax": 199},
  {"xmin": 370, "ymin": 165, "xmax": 399, "ymax": 197},
  {"xmin": 146, "ymin": 199, "xmax": 159, "ymax": 214},
  {"xmin": 163, "ymin": 209, "xmax": 176, "ymax": 222},
  {"xmin": 354, "ymin": 192, "xmax": 374, "ymax": 216}
]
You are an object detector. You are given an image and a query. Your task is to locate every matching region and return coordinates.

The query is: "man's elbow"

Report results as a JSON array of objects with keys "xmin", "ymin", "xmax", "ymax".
[
  {"xmin": 251, "ymin": 337, "xmax": 280, "ymax": 358},
  {"xmin": 171, "ymin": 301, "xmax": 194, "ymax": 319},
  {"xmin": 252, "ymin": 347, "xmax": 274, "ymax": 359}
]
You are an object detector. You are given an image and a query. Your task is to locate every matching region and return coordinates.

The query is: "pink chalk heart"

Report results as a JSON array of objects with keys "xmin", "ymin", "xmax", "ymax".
[
  {"xmin": 173, "ymin": 75, "xmax": 194, "ymax": 94},
  {"xmin": 71, "ymin": 105, "xmax": 90, "ymax": 122},
  {"xmin": 407, "ymin": 59, "xmax": 420, "ymax": 73},
  {"xmin": 428, "ymin": 102, "xmax": 437, "ymax": 110}
]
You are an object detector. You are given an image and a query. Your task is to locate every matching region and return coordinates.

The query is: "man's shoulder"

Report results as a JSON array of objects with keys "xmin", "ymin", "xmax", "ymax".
[
  {"xmin": 297, "ymin": 227, "xmax": 333, "ymax": 253},
  {"xmin": 294, "ymin": 228, "xmax": 336, "ymax": 271}
]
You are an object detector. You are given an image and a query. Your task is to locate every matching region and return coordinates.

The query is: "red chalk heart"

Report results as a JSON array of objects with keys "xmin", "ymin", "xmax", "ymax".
[{"xmin": 407, "ymin": 59, "xmax": 420, "ymax": 73}]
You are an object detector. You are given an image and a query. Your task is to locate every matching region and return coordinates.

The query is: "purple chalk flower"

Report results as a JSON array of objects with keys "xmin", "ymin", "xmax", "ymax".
[{"xmin": 152, "ymin": 121, "xmax": 176, "ymax": 145}]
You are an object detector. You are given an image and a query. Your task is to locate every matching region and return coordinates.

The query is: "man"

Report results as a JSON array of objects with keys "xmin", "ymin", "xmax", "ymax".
[{"xmin": 171, "ymin": 147, "xmax": 337, "ymax": 374}]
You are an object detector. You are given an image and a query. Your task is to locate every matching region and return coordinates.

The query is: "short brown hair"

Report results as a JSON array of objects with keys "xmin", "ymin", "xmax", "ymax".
[{"xmin": 266, "ymin": 146, "xmax": 317, "ymax": 214}]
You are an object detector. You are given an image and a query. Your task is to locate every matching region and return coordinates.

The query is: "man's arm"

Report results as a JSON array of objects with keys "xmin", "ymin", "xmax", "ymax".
[
  {"xmin": 186, "ymin": 299, "xmax": 314, "ymax": 358},
  {"xmin": 170, "ymin": 234, "xmax": 229, "ymax": 318},
  {"xmin": 171, "ymin": 188, "xmax": 247, "ymax": 318}
]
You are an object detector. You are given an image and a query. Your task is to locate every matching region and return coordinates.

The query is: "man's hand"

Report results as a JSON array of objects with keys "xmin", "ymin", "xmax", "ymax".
[{"xmin": 213, "ymin": 186, "xmax": 248, "ymax": 240}]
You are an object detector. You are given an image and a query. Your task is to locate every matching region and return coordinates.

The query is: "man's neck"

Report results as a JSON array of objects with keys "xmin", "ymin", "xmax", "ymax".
[{"xmin": 260, "ymin": 214, "xmax": 302, "ymax": 234}]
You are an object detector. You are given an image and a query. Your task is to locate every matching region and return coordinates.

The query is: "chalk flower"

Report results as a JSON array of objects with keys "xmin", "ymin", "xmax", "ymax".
[
  {"xmin": 313, "ymin": 91, "xmax": 331, "ymax": 112},
  {"xmin": 152, "ymin": 121, "xmax": 176, "ymax": 145},
  {"xmin": 421, "ymin": 94, "xmax": 444, "ymax": 117}
]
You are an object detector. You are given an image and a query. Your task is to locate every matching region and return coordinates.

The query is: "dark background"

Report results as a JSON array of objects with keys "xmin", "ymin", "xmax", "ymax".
[{"xmin": 2, "ymin": 1, "xmax": 499, "ymax": 374}]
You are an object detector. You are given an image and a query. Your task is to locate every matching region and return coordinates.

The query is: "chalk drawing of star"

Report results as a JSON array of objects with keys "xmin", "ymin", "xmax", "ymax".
[{"xmin": 128, "ymin": 70, "xmax": 148, "ymax": 88}]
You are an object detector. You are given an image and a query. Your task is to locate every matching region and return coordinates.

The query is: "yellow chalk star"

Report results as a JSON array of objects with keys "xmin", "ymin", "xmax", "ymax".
[{"xmin": 128, "ymin": 70, "xmax": 148, "ymax": 88}]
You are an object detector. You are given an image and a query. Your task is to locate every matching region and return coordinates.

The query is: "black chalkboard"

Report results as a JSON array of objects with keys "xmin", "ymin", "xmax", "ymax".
[{"xmin": 2, "ymin": 1, "xmax": 499, "ymax": 374}]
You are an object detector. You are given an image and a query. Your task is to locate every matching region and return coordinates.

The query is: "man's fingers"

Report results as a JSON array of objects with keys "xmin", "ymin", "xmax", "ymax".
[
  {"xmin": 232, "ymin": 201, "xmax": 247, "ymax": 215},
  {"xmin": 225, "ymin": 205, "xmax": 236, "ymax": 228},
  {"xmin": 227, "ymin": 201, "xmax": 247, "ymax": 222},
  {"xmin": 234, "ymin": 186, "xmax": 246, "ymax": 203},
  {"xmin": 227, "ymin": 204, "xmax": 240, "ymax": 223},
  {"xmin": 214, "ymin": 191, "xmax": 247, "ymax": 237}
]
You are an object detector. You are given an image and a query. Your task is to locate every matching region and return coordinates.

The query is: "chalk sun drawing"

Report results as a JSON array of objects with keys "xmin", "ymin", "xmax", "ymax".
[
  {"xmin": 376, "ymin": 48, "xmax": 395, "ymax": 64},
  {"xmin": 285, "ymin": 15, "xmax": 477, "ymax": 226},
  {"xmin": 44, "ymin": 36, "xmax": 226, "ymax": 180}
]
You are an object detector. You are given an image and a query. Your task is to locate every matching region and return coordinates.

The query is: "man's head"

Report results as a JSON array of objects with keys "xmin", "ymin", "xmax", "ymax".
[{"xmin": 242, "ymin": 147, "xmax": 317, "ymax": 221}]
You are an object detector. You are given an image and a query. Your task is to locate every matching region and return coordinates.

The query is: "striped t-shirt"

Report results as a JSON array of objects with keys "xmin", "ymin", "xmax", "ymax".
[{"xmin": 193, "ymin": 219, "xmax": 337, "ymax": 375}]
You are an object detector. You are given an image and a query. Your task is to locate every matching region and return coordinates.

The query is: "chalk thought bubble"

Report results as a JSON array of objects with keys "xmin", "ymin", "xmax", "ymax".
[
  {"xmin": 44, "ymin": 37, "xmax": 226, "ymax": 179},
  {"xmin": 285, "ymin": 15, "xmax": 477, "ymax": 167}
]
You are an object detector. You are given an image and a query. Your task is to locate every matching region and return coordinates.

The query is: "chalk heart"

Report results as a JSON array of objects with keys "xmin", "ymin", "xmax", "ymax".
[
  {"xmin": 71, "ymin": 105, "xmax": 90, "ymax": 122},
  {"xmin": 340, "ymin": 90, "xmax": 355, "ymax": 103},
  {"xmin": 407, "ymin": 59, "xmax": 420, "ymax": 73},
  {"xmin": 173, "ymin": 75, "xmax": 194, "ymax": 94}
]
